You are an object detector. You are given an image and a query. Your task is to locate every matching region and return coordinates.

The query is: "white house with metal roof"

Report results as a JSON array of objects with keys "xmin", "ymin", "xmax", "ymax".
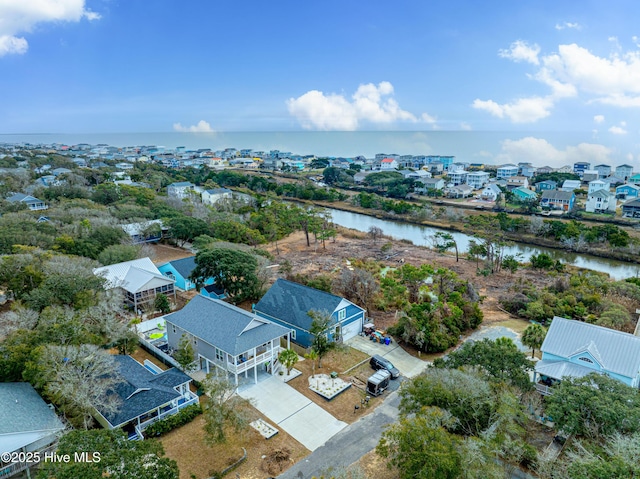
[
  {"xmin": 165, "ymin": 295, "xmax": 292, "ymax": 385},
  {"xmin": 94, "ymin": 257, "xmax": 175, "ymax": 310},
  {"xmin": 534, "ymin": 316, "xmax": 640, "ymax": 395},
  {"xmin": 0, "ymin": 383, "xmax": 65, "ymax": 477}
]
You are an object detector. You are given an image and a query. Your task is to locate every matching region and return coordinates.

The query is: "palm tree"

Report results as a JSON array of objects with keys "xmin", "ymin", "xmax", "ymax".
[
  {"xmin": 522, "ymin": 323, "xmax": 547, "ymax": 358},
  {"xmin": 304, "ymin": 349, "xmax": 319, "ymax": 378},
  {"xmin": 278, "ymin": 348, "xmax": 299, "ymax": 375}
]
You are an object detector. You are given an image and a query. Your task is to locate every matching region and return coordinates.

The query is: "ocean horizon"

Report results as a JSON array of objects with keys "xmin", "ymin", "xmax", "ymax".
[{"xmin": 0, "ymin": 130, "xmax": 605, "ymax": 164}]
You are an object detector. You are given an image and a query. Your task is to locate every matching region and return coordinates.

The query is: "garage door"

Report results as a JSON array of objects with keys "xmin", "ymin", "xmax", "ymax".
[{"xmin": 341, "ymin": 318, "xmax": 362, "ymax": 342}]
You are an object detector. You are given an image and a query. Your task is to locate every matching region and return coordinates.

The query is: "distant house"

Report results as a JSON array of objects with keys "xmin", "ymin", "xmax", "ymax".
[
  {"xmin": 201, "ymin": 187, "xmax": 232, "ymax": 206},
  {"xmin": 115, "ymin": 162, "xmax": 134, "ymax": 170},
  {"xmin": 121, "ymin": 220, "xmax": 166, "ymax": 244},
  {"xmin": 0, "ymin": 383, "xmax": 65, "ymax": 477},
  {"xmin": 512, "ymin": 186, "xmax": 538, "ymax": 202},
  {"xmin": 416, "ymin": 177, "xmax": 445, "ymax": 193},
  {"xmin": 534, "ymin": 317, "xmax": 640, "ymax": 395},
  {"xmin": 254, "ymin": 279, "xmax": 366, "ymax": 349},
  {"xmin": 605, "ymin": 175, "xmax": 625, "ymax": 187},
  {"xmin": 535, "ymin": 166, "xmax": 554, "ymax": 175},
  {"xmin": 585, "ymin": 189, "xmax": 616, "ymax": 214},
  {"xmin": 5, "ymin": 192, "xmax": 48, "ymax": 211},
  {"xmin": 448, "ymin": 169, "xmax": 468, "ymax": 186},
  {"xmin": 94, "ymin": 258, "xmax": 175, "ymax": 311},
  {"xmin": 582, "ymin": 170, "xmax": 599, "ymax": 182},
  {"xmin": 480, "ymin": 183, "xmax": 502, "ymax": 201},
  {"xmin": 616, "ymin": 183, "xmax": 640, "ymax": 200},
  {"xmin": 534, "ymin": 180, "xmax": 557, "ymax": 192},
  {"xmin": 587, "ymin": 179, "xmax": 610, "ymax": 194},
  {"xmin": 447, "ymin": 184, "xmax": 473, "ymax": 199},
  {"xmin": 560, "ymin": 180, "xmax": 581, "ymax": 192},
  {"xmin": 93, "ymin": 356, "xmax": 196, "ymax": 440},
  {"xmin": 573, "ymin": 161, "xmax": 591, "ymax": 177},
  {"xmin": 594, "ymin": 164, "xmax": 612, "ymax": 178},
  {"xmin": 50, "ymin": 167, "xmax": 72, "ymax": 177},
  {"xmin": 167, "ymin": 182, "xmax": 195, "ymax": 199},
  {"xmin": 466, "ymin": 171, "xmax": 491, "ymax": 189},
  {"xmin": 506, "ymin": 176, "xmax": 529, "ymax": 191},
  {"xmin": 622, "ymin": 198, "xmax": 640, "ymax": 218},
  {"xmin": 540, "ymin": 190, "xmax": 575, "ymax": 211},
  {"xmin": 496, "ymin": 164, "xmax": 519, "ymax": 179},
  {"xmin": 165, "ymin": 295, "xmax": 291, "ymax": 385},
  {"xmin": 379, "ymin": 158, "xmax": 399, "ymax": 170},
  {"xmin": 615, "ymin": 164, "xmax": 634, "ymax": 181},
  {"xmin": 158, "ymin": 256, "xmax": 215, "ymax": 291},
  {"xmin": 628, "ymin": 174, "xmax": 640, "ymax": 186}
]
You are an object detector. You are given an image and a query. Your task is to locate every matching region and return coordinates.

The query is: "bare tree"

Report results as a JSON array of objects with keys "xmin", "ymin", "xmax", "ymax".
[
  {"xmin": 201, "ymin": 375, "xmax": 254, "ymax": 444},
  {"xmin": 368, "ymin": 226, "xmax": 383, "ymax": 243},
  {"xmin": 31, "ymin": 344, "xmax": 123, "ymax": 429},
  {"xmin": 336, "ymin": 268, "xmax": 380, "ymax": 312}
]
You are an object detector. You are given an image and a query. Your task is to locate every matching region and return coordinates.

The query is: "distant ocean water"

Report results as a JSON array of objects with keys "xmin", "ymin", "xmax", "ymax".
[{"xmin": 0, "ymin": 130, "xmax": 595, "ymax": 161}]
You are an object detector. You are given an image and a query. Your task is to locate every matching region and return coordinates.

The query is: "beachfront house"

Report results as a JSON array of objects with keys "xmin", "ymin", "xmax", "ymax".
[
  {"xmin": 594, "ymin": 164, "xmax": 612, "ymax": 178},
  {"xmin": 496, "ymin": 164, "xmax": 519, "ymax": 179},
  {"xmin": 93, "ymin": 356, "xmax": 197, "ymax": 440},
  {"xmin": 165, "ymin": 295, "xmax": 291, "ymax": 385},
  {"xmin": 588, "ymin": 179, "xmax": 610, "ymax": 194},
  {"xmin": 466, "ymin": 171, "xmax": 490, "ymax": 189},
  {"xmin": 534, "ymin": 317, "xmax": 640, "ymax": 395},
  {"xmin": 6, "ymin": 193, "xmax": 48, "ymax": 211},
  {"xmin": 448, "ymin": 169, "xmax": 468, "ymax": 186},
  {"xmin": 616, "ymin": 164, "xmax": 634, "ymax": 181},
  {"xmin": 0, "ymin": 383, "xmax": 65, "ymax": 478},
  {"xmin": 94, "ymin": 258, "xmax": 176, "ymax": 311},
  {"xmin": 573, "ymin": 162, "xmax": 591, "ymax": 177},
  {"xmin": 254, "ymin": 279, "xmax": 366, "ymax": 349}
]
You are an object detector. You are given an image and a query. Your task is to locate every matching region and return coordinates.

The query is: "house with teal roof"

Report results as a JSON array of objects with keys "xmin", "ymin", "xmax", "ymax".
[{"xmin": 512, "ymin": 186, "xmax": 538, "ymax": 202}]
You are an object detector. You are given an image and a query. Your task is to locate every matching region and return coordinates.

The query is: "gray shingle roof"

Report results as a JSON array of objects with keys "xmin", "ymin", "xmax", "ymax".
[
  {"xmin": 100, "ymin": 356, "xmax": 191, "ymax": 428},
  {"xmin": 541, "ymin": 316, "xmax": 640, "ymax": 379},
  {"xmin": 165, "ymin": 295, "xmax": 290, "ymax": 356},
  {"xmin": 254, "ymin": 279, "xmax": 352, "ymax": 331},
  {"xmin": 165, "ymin": 256, "xmax": 197, "ymax": 279},
  {"xmin": 0, "ymin": 383, "xmax": 65, "ymax": 453},
  {"xmin": 541, "ymin": 190, "xmax": 574, "ymax": 201}
]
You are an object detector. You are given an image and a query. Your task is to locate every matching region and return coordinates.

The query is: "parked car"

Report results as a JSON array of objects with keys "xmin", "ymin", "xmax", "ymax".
[{"xmin": 369, "ymin": 354, "xmax": 400, "ymax": 379}]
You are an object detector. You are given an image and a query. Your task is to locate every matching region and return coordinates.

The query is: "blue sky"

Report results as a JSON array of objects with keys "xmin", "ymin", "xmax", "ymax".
[{"xmin": 2, "ymin": 1, "xmax": 640, "ymax": 165}]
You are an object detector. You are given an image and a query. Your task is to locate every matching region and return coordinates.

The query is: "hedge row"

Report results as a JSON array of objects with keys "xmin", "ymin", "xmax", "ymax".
[{"xmin": 143, "ymin": 404, "xmax": 202, "ymax": 438}]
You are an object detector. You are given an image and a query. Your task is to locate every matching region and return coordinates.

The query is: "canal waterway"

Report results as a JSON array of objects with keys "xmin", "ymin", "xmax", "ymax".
[{"xmin": 326, "ymin": 207, "xmax": 640, "ymax": 281}]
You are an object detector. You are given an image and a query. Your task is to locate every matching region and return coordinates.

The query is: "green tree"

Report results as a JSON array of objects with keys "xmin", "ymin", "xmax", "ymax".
[
  {"xmin": 433, "ymin": 232, "xmax": 459, "ymax": 262},
  {"xmin": 190, "ymin": 247, "xmax": 260, "ymax": 303},
  {"xmin": 201, "ymin": 375, "xmax": 254, "ymax": 444},
  {"xmin": 154, "ymin": 293, "xmax": 171, "ymax": 314},
  {"xmin": 434, "ymin": 337, "xmax": 533, "ymax": 391},
  {"xmin": 37, "ymin": 429, "xmax": 179, "ymax": 479},
  {"xmin": 167, "ymin": 216, "xmax": 211, "ymax": 247},
  {"xmin": 521, "ymin": 323, "xmax": 547, "ymax": 358},
  {"xmin": 377, "ymin": 407, "xmax": 462, "ymax": 479},
  {"xmin": 545, "ymin": 373, "xmax": 640, "ymax": 438},
  {"xmin": 502, "ymin": 255, "xmax": 520, "ymax": 274},
  {"xmin": 98, "ymin": 244, "xmax": 139, "ymax": 265},
  {"xmin": 278, "ymin": 348, "xmax": 299, "ymax": 375},
  {"xmin": 308, "ymin": 309, "xmax": 336, "ymax": 368},
  {"xmin": 174, "ymin": 334, "xmax": 196, "ymax": 372}
]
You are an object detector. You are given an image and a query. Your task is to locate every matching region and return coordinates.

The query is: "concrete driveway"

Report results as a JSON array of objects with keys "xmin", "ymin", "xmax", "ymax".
[
  {"xmin": 238, "ymin": 375, "xmax": 347, "ymax": 451},
  {"xmin": 346, "ymin": 335, "xmax": 428, "ymax": 378}
]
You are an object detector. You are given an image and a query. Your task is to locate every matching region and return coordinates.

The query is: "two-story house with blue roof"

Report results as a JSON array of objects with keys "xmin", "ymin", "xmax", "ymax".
[
  {"xmin": 534, "ymin": 317, "xmax": 640, "ymax": 396},
  {"xmin": 165, "ymin": 295, "xmax": 291, "ymax": 385},
  {"xmin": 253, "ymin": 279, "xmax": 366, "ymax": 349}
]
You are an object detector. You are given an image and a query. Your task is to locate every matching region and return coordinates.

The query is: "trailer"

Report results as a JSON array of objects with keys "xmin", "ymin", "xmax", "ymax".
[{"xmin": 366, "ymin": 369, "xmax": 391, "ymax": 397}]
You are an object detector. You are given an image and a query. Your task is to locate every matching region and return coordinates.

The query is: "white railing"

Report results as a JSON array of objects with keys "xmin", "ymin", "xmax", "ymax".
[
  {"xmin": 133, "ymin": 392, "xmax": 199, "ymax": 440},
  {"xmin": 217, "ymin": 347, "xmax": 282, "ymax": 375},
  {"xmin": 536, "ymin": 383, "xmax": 554, "ymax": 396}
]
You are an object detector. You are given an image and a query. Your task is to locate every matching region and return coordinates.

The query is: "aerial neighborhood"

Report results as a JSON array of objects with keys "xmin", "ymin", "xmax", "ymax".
[{"xmin": 3, "ymin": 141, "xmax": 640, "ymax": 478}]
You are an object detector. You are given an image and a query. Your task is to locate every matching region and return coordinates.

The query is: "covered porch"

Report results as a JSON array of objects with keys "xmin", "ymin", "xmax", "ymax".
[{"xmin": 533, "ymin": 360, "xmax": 596, "ymax": 396}]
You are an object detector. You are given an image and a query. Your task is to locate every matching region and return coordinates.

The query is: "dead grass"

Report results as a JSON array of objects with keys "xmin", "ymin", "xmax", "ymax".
[
  {"xmin": 160, "ymin": 412, "xmax": 309, "ymax": 479},
  {"xmin": 150, "ymin": 243, "xmax": 194, "ymax": 265},
  {"xmin": 285, "ymin": 347, "xmax": 386, "ymax": 423},
  {"xmin": 357, "ymin": 450, "xmax": 399, "ymax": 479}
]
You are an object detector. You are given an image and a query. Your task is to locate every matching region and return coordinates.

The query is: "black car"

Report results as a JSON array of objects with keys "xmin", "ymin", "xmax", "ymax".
[{"xmin": 369, "ymin": 354, "xmax": 400, "ymax": 379}]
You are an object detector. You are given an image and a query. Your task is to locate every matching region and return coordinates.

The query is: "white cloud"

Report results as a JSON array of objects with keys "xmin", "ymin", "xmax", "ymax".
[
  {"xmin": 499, "ymin": 40, "xmax": 540, "ymax": 65},
  {"xmin": 460, "ymin": 122, "xmax": 472, "ymax": 131},
  {"xmin": 173, "ymin": 120, "xmax": 215, "ymax": 132},
  {"xmin": 287, "ymin": 81, "xmax": 436, "ymax": 130},
  {"xmin": 472, "ymin": 96, "xmax": 554, "ymax": 123},
  {"xmin": 496, "ymin": 137, "xmax": 612, "ymax": 168},
  {"xmin": 0, "ymin": 0, "xmax": 100, "ymax": 57},
  {"xmin": 555, "ymin": 22, "xmax": 581, "ymax": 31},
  {"xmin": 608, "ymin": 125, "xmax": 628, "ymax": 135},
  {"xmin": 593, "ymin": 114, "xmax": 605, "ymax": 123}
]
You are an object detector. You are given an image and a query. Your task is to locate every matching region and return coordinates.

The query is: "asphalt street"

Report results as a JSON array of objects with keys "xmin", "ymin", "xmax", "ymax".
[{"xmin": 278, "ymin": 389, "xmax": 402, "ymax": 479}]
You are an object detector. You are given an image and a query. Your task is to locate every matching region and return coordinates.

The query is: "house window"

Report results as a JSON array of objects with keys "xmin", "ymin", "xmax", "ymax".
[
  {"xmin": 172, "ymin": 325, "xmax": 176, "ymax": 334},
  {"xmin": 578, "ymin": 357, "xmax": 593, "ymax": 364},
  {"xmin": 291, "ymin": 329, "xmax": 296, "ymax": 340},
  {"xmin": 215, "ymin": 348, "xmax": 224, "ymax": 361},
  {"xmin": 338, "ymin": 309, "xmax": 346, "ymax": 321}
]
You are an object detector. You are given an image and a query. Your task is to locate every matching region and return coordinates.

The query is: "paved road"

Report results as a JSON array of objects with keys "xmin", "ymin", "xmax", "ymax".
[{"xmin": 278, "ymin": 390, "xmax": 401, "ymax": 479}]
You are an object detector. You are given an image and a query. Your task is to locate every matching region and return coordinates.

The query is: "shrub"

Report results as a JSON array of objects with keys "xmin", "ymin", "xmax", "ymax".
[{"xmin": 143, "ymin": 404, "xmax": 202, "ymax": 437}]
